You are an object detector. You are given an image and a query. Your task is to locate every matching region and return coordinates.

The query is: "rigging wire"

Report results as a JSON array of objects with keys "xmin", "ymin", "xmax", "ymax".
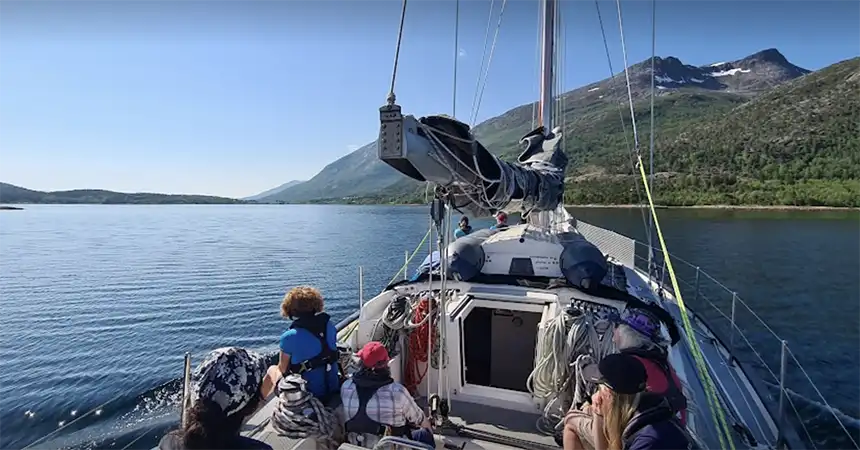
[
  {"xmin": 121, "ymin": 425, "xmax": 158, "ymax": 450},
  {"xmin": 610, "ymin": 0, "xmax": 735, "ymax": 447},
  {"xmin": 470, "ymin": 0, "xmax": 497, "ymax": 125},
  {"xmin": 786, "ymin": 347, "xmax": 860, "ymax": 449},
  {"xmin": 647, "ymin": 0, "xmax": 657, "ymax": 271},
  {"xmin": 23, "ymin": 391, "xmax": 127, "ymax": 449},
  {"xmin": 557, "ymin": 0, "xmax": 567, "ymax": 147},
  {"xmin": 613, "ymin": 0, "xmax": 641, "ymax": 158},
  {"xmin": 593, "ymin": 0, "xmax": 651, "ymax": 246},
  {"xmin": 531, "ymin": 5, "xmax": 542, "ymax": 130},
  {"xmin": 452, "ymin": 0, "xmax": 460, "ymax": 118},
  {"xmin": 470, "ymin": 0, "xmax": 509, "ymax": 126},
  {"xmin": 386, "ymin": 0, "xmax": 409, "ymax": 104}
]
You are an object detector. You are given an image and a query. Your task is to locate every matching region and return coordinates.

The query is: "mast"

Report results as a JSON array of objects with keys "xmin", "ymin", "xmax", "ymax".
[{"xmin": 538, "ymin": 0, "xmax": 557, "ymax": 135}]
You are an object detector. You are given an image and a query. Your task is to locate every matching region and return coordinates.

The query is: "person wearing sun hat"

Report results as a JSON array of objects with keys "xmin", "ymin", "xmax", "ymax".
[
  {"xmin": 610, "ymin": 308, "xmax": 688, "ymax": 426},
  {"xmin": 341, "ymin": 341, "xmax": 434, "ymax": 448},
  {"xmin": 159, "ymin": 347, "xmax": 272, "ymax": 450},
  {"xmin": 563, "ymin": 353, "xmax": 690, "ymax": 450}
]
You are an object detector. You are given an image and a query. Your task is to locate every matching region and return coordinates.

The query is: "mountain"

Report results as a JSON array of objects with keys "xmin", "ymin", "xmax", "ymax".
[
  {"xmin": 615, "ymin": 48, "xmax": 811, "ymax": 97},
  {"xmin": 0, "ymin": 183, "xmax": 245, "ymax": 204},
  {"xmin": 260, "ymin": 49, "xmax": 857, "ymax": 207},
  {"xmin": 260, "ymin": 142, "xmax": 405, "ymax": 203},
  {"xmin": 244, "ymin": 180, "xmax": 305, "ymax": 201}
]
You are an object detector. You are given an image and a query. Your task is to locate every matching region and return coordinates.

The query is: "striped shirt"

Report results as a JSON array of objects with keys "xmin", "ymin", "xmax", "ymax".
[{"xmin": 341, "ymin": 379, "xmax": 425, "ymax": 427}]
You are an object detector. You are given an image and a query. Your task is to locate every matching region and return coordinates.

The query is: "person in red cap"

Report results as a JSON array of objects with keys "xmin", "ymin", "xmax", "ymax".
[
  {"xmin": 341, "ymin": 341, "xmax": 434, "ymax": 448},
  {"xmin": 490, "ymin": 210, "xmax": 509, "ymax": 231}
]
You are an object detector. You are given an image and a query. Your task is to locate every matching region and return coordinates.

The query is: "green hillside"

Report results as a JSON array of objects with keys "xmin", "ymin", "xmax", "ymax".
[
  {"xmin": 0, "ymin": 183, "xmax": 245, "ymax": 205},
  {"xmin": 343, "ymin": 57, "xmax": 859, "ymax": 207},
  {"xmin": 563, "ymin": 57, "xmax": 860, "ymax": 207}
]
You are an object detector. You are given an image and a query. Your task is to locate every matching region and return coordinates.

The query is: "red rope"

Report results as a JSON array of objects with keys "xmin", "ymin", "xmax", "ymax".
[{"xmin": 404, "ymin": 297, "xmax": 435, "ymax": 395}]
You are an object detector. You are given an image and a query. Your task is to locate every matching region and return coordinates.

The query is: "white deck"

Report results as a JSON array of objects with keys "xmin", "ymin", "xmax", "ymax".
[{"xmin": 243, "ymin": 265, "xmax": 796, "ymax": 450}]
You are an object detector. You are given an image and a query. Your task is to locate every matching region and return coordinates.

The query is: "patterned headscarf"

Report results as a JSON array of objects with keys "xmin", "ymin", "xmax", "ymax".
[{"xmin": 191, "ymin": 347, "xmax": 267, "ymax": 417}]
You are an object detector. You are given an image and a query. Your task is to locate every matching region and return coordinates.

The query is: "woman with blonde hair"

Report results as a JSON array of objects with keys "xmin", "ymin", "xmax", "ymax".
[
  {"xmin": 563, "ymin": 353, "xmax": 689, "ymax": 450},
  {"xmin": 261, "ymin": 286, "xmax": 340, "ymax": 403}
]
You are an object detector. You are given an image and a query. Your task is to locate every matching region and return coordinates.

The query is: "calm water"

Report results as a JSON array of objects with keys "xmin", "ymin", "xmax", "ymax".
[{"xmin": 0, "ymin": 205, "xmax": 857, "ymax": 449}]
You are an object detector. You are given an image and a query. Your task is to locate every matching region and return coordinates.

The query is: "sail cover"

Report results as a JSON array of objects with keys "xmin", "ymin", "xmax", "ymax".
[{"xmin": 378, "ymin": 105, "xmax": 568, "ymax": 217}]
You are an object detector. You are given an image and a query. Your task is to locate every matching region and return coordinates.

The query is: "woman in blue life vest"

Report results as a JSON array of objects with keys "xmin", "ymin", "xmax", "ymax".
[{"xmin": 261, "ymin": 286, "xmax": 340, "ymax": 403}]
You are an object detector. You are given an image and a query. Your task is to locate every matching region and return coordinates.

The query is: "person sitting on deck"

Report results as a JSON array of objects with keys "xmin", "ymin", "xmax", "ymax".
[
  {"xmin": 564, "ymin": 353, "xmax": 690, "ymax": 450},
  {"xmin": 341, "ymin": 341, "xmax": 435, "ymax": 448},
  {"xmin": 262, "ymin": 286, "xmax": 340, "ymax": 404},
  {"xmin": 611, "ymin": 308, "xmax": 688, "ymax": 426},
  {"xmin": 489, "ymin": 211, "xmax": 509, "ymax": 231},
  {"xmin": 454, "ymin": 216, "xmax": 473, "ymax": 238},
  {"xmin": 160, "ymin": 347, "xmax": 273, "ymax": 450}
]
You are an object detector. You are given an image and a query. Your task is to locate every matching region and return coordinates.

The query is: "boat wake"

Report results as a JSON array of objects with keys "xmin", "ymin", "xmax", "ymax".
[
  {"xmin": 10, "ymin": 353, "xmax": 280, "ymax": 450},
  {"xmin": 762, "ymin": 381, "xmax": 860, "ymax": 449}
]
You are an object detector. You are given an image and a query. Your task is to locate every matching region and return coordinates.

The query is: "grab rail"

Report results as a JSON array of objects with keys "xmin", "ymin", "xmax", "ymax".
[
  {"xmin": 632, "ymin": 240, "xmax": 858, "ymax": 450},
  {"xmin": 372, "ymin": 436, "xmax": 435, "ymax": 450}
]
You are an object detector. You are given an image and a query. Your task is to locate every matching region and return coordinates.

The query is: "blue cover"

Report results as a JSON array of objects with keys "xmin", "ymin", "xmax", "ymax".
[{"xmin": 411, "ymin": 251, "xmax": 441, "ymax": 281}]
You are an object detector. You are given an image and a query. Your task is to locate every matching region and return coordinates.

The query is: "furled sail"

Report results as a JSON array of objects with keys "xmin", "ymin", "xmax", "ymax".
[{"xmin": 378, "ymin": 104, "xmax": 568, "ymax": 217}]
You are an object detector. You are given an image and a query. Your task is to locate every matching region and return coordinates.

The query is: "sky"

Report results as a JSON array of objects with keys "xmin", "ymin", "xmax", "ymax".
[{"xmin": 0, "ymin": 0, "xmax": 857, "ymax": 198}]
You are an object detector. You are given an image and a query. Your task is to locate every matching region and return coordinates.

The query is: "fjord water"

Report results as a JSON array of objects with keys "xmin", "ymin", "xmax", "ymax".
[{"xmin": 0, "ymin": 205, "xmax": 857, "ymax": 449}]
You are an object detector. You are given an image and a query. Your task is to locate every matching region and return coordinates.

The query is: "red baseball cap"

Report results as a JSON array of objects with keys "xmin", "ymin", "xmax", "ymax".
[{"xmin": 356, "ymin": 341, "xmax": 390, "ymax": 368}]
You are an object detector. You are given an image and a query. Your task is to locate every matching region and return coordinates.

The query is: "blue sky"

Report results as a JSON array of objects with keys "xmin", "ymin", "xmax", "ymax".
[{"xmin": 0, "ymin": 0, "xmax": 857, "ymax": 198}]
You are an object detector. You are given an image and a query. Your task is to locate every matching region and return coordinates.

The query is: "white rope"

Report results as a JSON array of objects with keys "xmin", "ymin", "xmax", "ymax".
[
  {"xmin": 271, "ymin": 390, "xmax": 337, "ymax": 449},
  {"xmin": 528, "ymin": 308, "xmax": 616, "ymax": 434}
]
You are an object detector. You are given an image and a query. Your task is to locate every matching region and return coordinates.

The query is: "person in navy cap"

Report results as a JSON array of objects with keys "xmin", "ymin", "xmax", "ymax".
[
  {"xmin": 563, "ymin": 353, "xmax": 690, "ymax": 450},
  {"xmin": 611, "ymin": 308, "xmax": 687, "ymax": 426}
]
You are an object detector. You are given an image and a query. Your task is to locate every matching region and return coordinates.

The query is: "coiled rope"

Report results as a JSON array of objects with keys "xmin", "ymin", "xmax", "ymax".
[
  {"xmin": 528, "ymin": 308, "xmax": 616, "ymax": 434},
  {"xmin": 271, "ymin": 389, "xmax": 338, "ymax": 449},
  {"xmin": 404, "ymin": 297, "xmax": 437, "ymax": 394}
]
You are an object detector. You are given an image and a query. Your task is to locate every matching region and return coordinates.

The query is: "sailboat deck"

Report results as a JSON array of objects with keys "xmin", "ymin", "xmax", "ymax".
[
  {"xmin": 438, "ymin": 400, "xmax": 557, "ymax": 449},
  {"xmin": 244, "ymin": 398, "xmax": 558, "ymax": 450},
  {"xmin": 240, "ymin": 270, "xmax": 793, "ymax": 450}
]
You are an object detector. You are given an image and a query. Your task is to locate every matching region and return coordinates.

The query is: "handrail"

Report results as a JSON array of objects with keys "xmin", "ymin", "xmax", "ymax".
[
  {"xmin": 372, "ymin": 436, "xmax": 435, "ymax": 450},
  {"xmin": 631, "ymin": 240, "xmax": 857, "ymax": 450}
]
